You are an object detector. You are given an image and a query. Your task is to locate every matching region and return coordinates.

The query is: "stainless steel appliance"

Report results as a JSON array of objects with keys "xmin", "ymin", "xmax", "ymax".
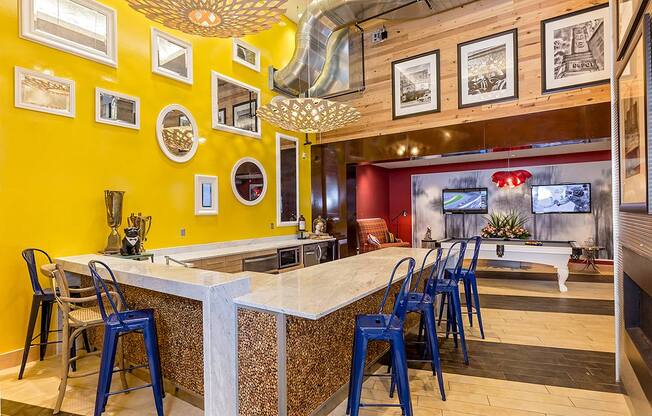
[
  {"xmin": 278, "ymin": 246, "xmax": 301, "ymax": 270},
  {"xmin": 243, "ymin": 253, "xmax": 279, "ymax": 273},
  {"xmin": 303, "ymin": 241, "xmax": 336, "ymax": 267}
]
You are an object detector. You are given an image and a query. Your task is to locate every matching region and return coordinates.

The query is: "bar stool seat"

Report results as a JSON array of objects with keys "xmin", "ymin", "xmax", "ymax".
[
  {"xmin": 355, "ymin": 314, "xmax": 402, "ymax": 332},
  {"xmin": 68, "ymin": 307, "xmax": 104, "ymax": 324}
]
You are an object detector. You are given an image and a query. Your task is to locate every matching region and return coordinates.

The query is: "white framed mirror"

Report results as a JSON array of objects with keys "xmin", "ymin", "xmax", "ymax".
[
  {"xmin": 195, "ymin": 174, "xmax": 218, "ymax": 216},
  {"xmin": 156, "ymin": 104, "xmax": 199, "ymax": 163},
  {"xmin": 152, "ymin": 28, "xmax": 193, "ymax": 85},
  {"xmin": 95, "ymin": 88, "xmax": 140, "ymax": 129},
  {"xmin": 211, "ymin": 71, "xmax": 261, "ymax": 139},
  {"xmin": 231, "ymin": 157, "xmax": 267, "ymax": 206},
  {"xmin": 276, "ymin": 133, "xmax": 299, "ymax": 226}
]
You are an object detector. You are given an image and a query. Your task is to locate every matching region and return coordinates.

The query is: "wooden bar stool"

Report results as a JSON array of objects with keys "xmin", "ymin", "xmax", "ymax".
[{"xmin": 42, "ymin": 263, "xmax": 128, "ymax": 414}]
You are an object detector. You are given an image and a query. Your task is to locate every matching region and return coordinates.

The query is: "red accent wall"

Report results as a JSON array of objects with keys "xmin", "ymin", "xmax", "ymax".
[{"xmin": 356, "ymin": 150, "xmax": 611, "ymax": 246}]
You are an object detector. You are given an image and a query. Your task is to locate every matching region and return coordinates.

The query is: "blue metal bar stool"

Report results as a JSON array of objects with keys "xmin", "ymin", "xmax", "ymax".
[
  {"xmin": 18, "ymin": 248, "xmax": 58, "ymax": 380},
  {"xmin": 435, "ymin": 241, "xmax": 469, "ymax": 364},
  {"xmin": 89, "ymin": 260, "xmax": 165, "ymax": 416},
  {"xmin": 440, "ymin": 237, "xmax": 485, "ymax": 339},
  {"xmin": 397, "ymin": 248, "xmax": 446, "ymax": 401},
  {"xmin": 346, "ymin": 257, "xmax": 416, "ymax": 416}
]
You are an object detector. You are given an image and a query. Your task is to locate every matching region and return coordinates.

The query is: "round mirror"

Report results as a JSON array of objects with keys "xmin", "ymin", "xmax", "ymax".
[
  {"xmin": 156, "ymin": 104, "xmax": 199, "ymax": 163},
  {"xmin": 231, "ymin": 157, "xmax": 267, "ymax": 206}
]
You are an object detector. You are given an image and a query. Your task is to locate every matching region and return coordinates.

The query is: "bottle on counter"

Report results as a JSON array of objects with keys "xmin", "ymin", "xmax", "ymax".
[{"xmin": 298, "ymin": 214, "xmax": 307, "ymax": 239}]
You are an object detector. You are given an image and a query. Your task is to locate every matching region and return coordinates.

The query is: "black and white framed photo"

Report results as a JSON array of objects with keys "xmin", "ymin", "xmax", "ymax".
[
  {"xmin": 233, "ymin": 100, "xmax": 257, "ymax": 131},
  {"xmin": 541, "ymin": 4, "xmax": 611, "ymax": 93},
  {"xmin": 232, "ymin": 38, "xmax": 260, "ymax": 72},
  {"xmin": 457, "ymin": 29, "xmax": 518, "ymax": 108},
  {"xmin": 618, "ymin": 27, "xmax": 648, "ymax": 212},
  {"xmin": 14, "ymin": 67, "xmax": 75, "ymax": 117},
  {"xmin": 391, "ymin": 50, "xmax": 440, "ymax": 119}
]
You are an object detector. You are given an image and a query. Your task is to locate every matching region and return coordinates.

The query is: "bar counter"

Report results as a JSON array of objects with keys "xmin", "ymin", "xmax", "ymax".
[{"xmin": 57, "ymin": 247, "xmax": 439, "ymax": 416}]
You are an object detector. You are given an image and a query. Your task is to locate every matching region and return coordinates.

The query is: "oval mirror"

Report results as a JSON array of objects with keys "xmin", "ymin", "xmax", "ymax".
[
  {"xmin": 156, "ymin": 104, "xmax": 199, "ymax": 163},
  {"xmin": 231, "ymin": 157, "xmax": 267, "ymax": 205}
]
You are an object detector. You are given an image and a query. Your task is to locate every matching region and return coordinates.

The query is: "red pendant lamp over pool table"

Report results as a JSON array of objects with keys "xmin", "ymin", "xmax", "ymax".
[{"xmin": 491, "ymin": 169, "xmax": 532, "ymax": 188}]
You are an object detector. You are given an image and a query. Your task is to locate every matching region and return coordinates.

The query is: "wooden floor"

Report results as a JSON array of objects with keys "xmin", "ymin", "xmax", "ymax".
[
  {"xmin": 0, "ymin": 278, "xmax": 627, "ymax": 416},
  {"xmin": 327, "ymin": 278, "xmax": 629, "ymax": 416}
]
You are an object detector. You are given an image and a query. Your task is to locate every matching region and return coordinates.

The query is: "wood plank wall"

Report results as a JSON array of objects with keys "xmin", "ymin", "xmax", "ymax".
[{"xmin": 321, "ymin": 0, "xmax": 611, "ymax": 143}]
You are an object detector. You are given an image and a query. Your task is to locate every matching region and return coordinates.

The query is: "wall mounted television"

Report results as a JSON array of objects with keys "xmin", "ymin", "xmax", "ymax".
[
  {"xmin": 531, "ymin": 183, "xmax": 591, "ymax": 214},
  {"xmin": 442, "ymin": 188, "xmax": 488, "ymax": 214}
]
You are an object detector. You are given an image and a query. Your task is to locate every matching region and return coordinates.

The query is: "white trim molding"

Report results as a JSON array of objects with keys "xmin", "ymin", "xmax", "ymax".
[
  {"xmin": 14, "ymin": 67, "xmax": 75, "ymax": 118},
  {"xmin": 211, "ymin": 71, "xmax": 261, "ymax": 139},
  {"xmin": 151, "ymin": 28, "xmax": 193, "ymax": 85},
  {"xmin": 275, "ymin": 132, "xmax": 300, "ymax": 227},
  {"xmin": 232, "ymin": 38, "xmax": 261, "ymax": 72},
  {"xmin": 195, "ymin": 174, "xmax": 218, "ymax": 216},
  {"xmin": 20, "ymin": 0, "xmax": 118, "ymax": 67},
  {"xmin": 231, "ymin": 157, "xmax": 267, "ymax": 206},
  {"xmin": 155, "ymin": 104, "xmax": 199, "ymax": 163},
  {"xmin": 95, "ymin": 87, "xmax": 140, "ymax": 129}
]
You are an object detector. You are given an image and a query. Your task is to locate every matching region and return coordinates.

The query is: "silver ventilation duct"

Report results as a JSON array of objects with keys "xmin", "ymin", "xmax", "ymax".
[{"xmin": 272, "ymin": 0, "xmax": 478, "ymax": 98}]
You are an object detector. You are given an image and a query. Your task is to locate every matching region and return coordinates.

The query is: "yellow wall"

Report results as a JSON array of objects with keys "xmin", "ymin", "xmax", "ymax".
[{"xmin": 0, "ymin": 1, "xmax": 309, "ymax": 354}]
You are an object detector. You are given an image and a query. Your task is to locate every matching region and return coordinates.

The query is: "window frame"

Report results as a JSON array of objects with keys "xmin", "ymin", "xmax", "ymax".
[
  {"xmin": 20, "ymin": 0, "xmax": 118, "ymax": 67},
  {"xmin": 275, "ymin": 132, "xmax": 300, "ymax": 227}
]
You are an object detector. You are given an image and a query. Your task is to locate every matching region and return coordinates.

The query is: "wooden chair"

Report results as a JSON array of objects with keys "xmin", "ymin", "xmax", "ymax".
[{"xmin": 41, "ymin": 263, "xmax": 128, "ymax": 414}]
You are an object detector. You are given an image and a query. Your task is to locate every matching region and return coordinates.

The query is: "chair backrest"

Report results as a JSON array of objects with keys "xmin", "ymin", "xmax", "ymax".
[
  {"xmin": 41, "ymin": 263, "xmax": 71, "ymax": 300},
  {"xmin": 21, "ymin": 248, "xmax": 52, "ymax": 296},
  {"xmin": 357, "ymin": 218, "xmax": 389, "ymax": 252},
  {"xmin": 444, "ymin": 240, "xmax": 468, "ymax": 283},
  {"xmin": 378, "ymin": 257, "xmax": 416, "ymax": 330},
  {"xmin": 88, "ymin": 260, "xmax": 129, "ymax": 324},
  {"xmin": 413, "ymin": 248, "xmax": 443, "ymax": 297},
  {"xmin": 467, "ymin": 236, "xmax": 482, "ymax": 272}
]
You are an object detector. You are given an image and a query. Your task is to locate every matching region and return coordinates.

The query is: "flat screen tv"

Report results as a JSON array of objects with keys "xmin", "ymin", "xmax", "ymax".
[
  {"xmin": 531, "ymin": 183, "xmax": 591, "ymax": 214},
  {"xmin": 442, "ymin": 188, "xmax": 488, "ymax": 214}
]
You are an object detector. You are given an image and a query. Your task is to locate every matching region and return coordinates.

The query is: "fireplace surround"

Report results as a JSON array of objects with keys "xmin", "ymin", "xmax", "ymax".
[{"xmin": 622, "ymin": 247, "xmax": 652, "ymax": 412}]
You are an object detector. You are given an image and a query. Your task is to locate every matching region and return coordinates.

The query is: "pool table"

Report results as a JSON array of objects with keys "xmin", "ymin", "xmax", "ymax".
[{"xmin": 439, "ymin": 238, "xmax": 578, "ymax": 292}]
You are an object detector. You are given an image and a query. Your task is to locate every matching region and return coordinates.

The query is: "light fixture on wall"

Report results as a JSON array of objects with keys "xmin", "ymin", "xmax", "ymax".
[{"xmin": 125, "ymin": 0, "xmax": 287, "ymax": 37}]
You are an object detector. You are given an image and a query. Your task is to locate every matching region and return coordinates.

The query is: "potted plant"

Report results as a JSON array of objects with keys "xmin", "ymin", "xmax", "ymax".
[{"xmin": 481, "ymin": 210, "xmax": 531, "ymax": 240}]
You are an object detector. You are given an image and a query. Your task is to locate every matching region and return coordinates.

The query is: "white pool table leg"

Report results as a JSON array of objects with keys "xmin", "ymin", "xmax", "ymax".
[{"xmin": 556, "ymin": 265, "xmax": 569, "ymax": 292}]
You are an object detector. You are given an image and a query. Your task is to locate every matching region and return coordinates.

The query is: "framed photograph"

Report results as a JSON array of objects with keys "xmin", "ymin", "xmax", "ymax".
[
  {"xmin": 15, "ymin": 67, "xmax": 75, "ymax": 117},
  {"xmin": 617, "ymin": 0, "xmax": 649, "ymax": 59},
  {"xmin": 95, "ymin": 88, "xmax": 140, "ymax": 129},
  {"xmin": 233, "ymin": 100, "xmax": 257, "ymax": 131},
  {"xmin": 195, "ymin": 175, "xmax": 218, "ymax": 216},
  {"xmin": 618, "ymin": 28, "xmax": 648, "ymax": 212},
  {"xmin": 152, "ymin": 28, "xmax": 193, "ymax": 85},
  {"xmin": 458, "ymin": 29, "xmax": 518, "ymax": 108},
  {"xmin": 218, "ymin": 108, "xmax": 226, "ymax": 124},
  {"xmin": 232, "ymin": 38, "xmax": 260, "ymax": 72},
  {"xmin": 541, "ymin": 4, "xmax": 611, "ymax": 93},
  {"xmin": 391, "ymin": 50, "xmax": 440, "ymax": 119}
]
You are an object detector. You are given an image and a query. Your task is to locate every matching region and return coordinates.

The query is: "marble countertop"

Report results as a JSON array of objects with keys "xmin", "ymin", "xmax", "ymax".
[
  {"xmin": 150, "ymin": 235, "xmax": 336, "ymax": 264},
  {"xmin": 56, "ymin": 254, "xmax": 250, "ymax": 301},
  {"xmin": 234, "ymin": 247, "xmax": 444, "ymax": 320}
]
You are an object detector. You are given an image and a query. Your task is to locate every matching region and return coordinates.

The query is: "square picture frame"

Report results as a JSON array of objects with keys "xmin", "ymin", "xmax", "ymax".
[
  {"xmin": 391, "ymin": 50, "xmax": 441, "ymax": 119},
  {"xmin": 457, "ymin": 29, "xmax": 518, "ymax": 108},
  {"xmin": 95, "ymin": 87, "xmax": 140, "ymax": 130},
  {"xmin": 232, "ymin": 38, "xmax": 260, "ymax": 72},
  {"xmin": 541, "ymin": 4, "xmax": 611, "ymax": 94},
  {"xmin": 618, "ymin": 24, "xmax": 648, "ymax": 212},
  {"xmin": 151, "ymin": 28, "xmax": 193, "ymax": 85},
  {"xmin": 14, "ymin": 67, "xmax": 75, "ymax": 117},
  {"xmin": 195, "ymin": 175, "xmax": 218, "ymax": 216}
]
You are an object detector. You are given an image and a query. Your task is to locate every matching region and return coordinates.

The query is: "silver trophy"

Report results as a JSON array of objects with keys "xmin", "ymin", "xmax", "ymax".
[{"xmin": 103, "ymin": 190, "xmax": 125, "ymax": 254}]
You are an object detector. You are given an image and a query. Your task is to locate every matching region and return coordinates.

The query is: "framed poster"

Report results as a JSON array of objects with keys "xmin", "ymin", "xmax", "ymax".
[
  {"xmin": 618, "ymin": 28, "xmax": 648, "ymax": 212},
  {"xmin": 541, "ymin": 4, "xmax": 611, "ymax": 93},
  {"xmin": 458, "ymin": 29, "xmax": 518, "ymax": 108},
  {"xmin": 391, "ymin": 50, "xmax": 440, "ymax": 119},
  {"xmin": 617, "ymin": 0, "xmax": 649, "ymax": 59}
]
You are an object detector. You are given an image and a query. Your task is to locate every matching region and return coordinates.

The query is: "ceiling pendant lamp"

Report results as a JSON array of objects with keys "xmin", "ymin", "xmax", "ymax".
[
  {"xmin": 125, "ymin": 0, "xmax": 288, "ymax": 37},
  {"xmin": 491, "ymin": 169, "xmax": 532, "ymax": 188},
  {"xmin": 256, "ymin": 96, "xmax": 361, "ymax": 134}
]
